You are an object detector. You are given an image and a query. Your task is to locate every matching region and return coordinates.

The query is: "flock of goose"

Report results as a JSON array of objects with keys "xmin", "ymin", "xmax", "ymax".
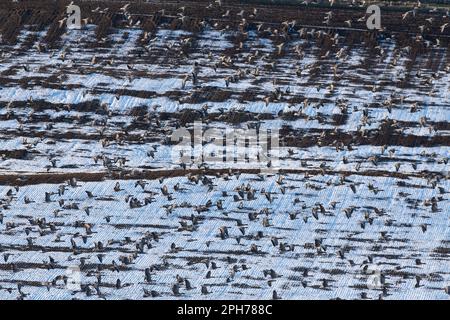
[{"xmin": 0, "ymin": 0, "xmax": 448, "ymax": 299}]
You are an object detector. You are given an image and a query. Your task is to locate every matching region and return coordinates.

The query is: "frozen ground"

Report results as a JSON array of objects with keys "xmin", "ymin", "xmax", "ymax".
[
  {"xmin": 0, "ymin": 172, "xmax": 448, "ymax": 300},
  {"xmin": 0, "ymin": 1, "xmax": 448, "ymax": 300}
]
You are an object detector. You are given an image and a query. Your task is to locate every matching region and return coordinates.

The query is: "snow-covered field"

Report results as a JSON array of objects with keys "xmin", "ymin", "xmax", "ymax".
[
  {"xmin": 0, "ymin": 1, "xmax": 448, "ymax": 300},
  {"xmin": 0, "ymin": 172, "xmax": 448, "ymax": 300}
]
